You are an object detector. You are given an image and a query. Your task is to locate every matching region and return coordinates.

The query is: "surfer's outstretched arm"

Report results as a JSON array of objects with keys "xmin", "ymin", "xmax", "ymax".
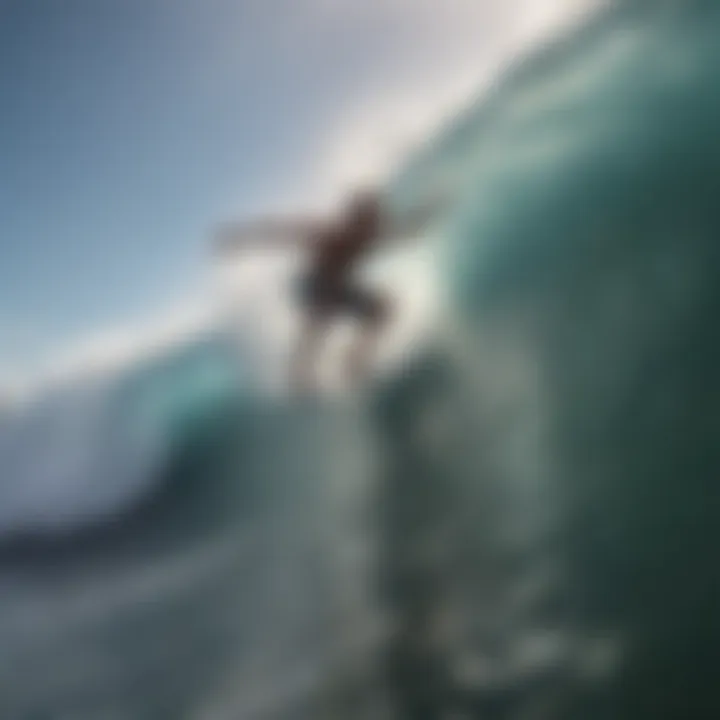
[{"xmin": 212, "ymin": 216, "xmax": 324, "ymax": 257}]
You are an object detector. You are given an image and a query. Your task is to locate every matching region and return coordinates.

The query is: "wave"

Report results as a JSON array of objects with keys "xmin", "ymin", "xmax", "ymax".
[
  {"xmin": 379, "ymin": 3, "xmax": 720, "ymax": 718},
  {"xmin": 0, "ymin": 316, "xmax": 383, "ymax": 718},
  {"xmin": 4, "ymin": 3, "xmax": 719, "ymax": 716},
  {"xmin": 0, "ymin": 327, "xmax": 247, "ymax": 541}
]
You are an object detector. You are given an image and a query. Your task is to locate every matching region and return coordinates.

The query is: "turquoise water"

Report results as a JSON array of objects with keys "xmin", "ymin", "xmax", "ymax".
[{"xmin": 381, "ymin": 2, "xmax": 720, "ymax": 718}]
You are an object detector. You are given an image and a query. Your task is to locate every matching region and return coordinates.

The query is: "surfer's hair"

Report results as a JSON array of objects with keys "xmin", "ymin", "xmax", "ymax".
[{"xmin": 345, "ymin": 188, "xmax": 382, "ymax": 224}]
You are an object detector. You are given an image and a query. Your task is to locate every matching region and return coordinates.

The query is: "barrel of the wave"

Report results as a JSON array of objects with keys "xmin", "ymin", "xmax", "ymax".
[{"xmin": 378, "ymin": 3, "xmax": 720, "ymax": 719}]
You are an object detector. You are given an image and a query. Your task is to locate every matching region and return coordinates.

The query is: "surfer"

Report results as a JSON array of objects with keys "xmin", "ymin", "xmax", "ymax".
[{"xmin": 212, "ymin": 189, "xmax": 440, "ymax": 394}]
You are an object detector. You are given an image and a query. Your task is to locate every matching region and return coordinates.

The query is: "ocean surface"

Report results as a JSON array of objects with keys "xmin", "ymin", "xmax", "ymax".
[{"xmin": 2, "ymin": 1, "xmax": 720, "ymax": 718}]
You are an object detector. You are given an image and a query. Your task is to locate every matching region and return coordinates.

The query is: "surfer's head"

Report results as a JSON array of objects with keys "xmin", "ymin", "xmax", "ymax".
[{"xmin": 343, "ymin": 188, "xmax": 383, "ymax": 240}]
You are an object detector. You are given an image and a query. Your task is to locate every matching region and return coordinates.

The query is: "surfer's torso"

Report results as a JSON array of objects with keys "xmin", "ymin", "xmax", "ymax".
[
  {"xmin": 310, "ymin": 222, "xmax": 375, "ymax": 285},
  {"xmin": 294, "ymin": 215, "xmax": 384, "ymax": 321}
]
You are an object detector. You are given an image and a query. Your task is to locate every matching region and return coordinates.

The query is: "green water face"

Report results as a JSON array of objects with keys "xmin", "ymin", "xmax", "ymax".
[{"xmin": 379, "ymin": 3, "xmax": 720, "ymax": 718}]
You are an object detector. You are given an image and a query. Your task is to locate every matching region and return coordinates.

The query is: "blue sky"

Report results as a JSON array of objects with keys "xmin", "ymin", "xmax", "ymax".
[
  {"xmin": 1, "ymin": 0, "xmax": 353, "ymax": 359},
  {"xmin": 0, "ymin": 0, "xmax": 588, "ymax": 379}
]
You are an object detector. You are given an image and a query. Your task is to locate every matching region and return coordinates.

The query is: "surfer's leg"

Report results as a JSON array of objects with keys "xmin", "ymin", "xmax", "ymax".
[
  {"xmin": 290, "ymin": 310, "xmax": 330, "ymax": 395},
  {"xmin": 288, "ymin": 273, "xmax": 332, "ymax": 395},
  {"xmin": 343, "ymin": 287, "xmax": 392, "ymax": 387}
]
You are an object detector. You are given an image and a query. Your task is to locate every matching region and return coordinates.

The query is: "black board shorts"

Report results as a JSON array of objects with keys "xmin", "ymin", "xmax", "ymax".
[{"xmin": 293, "ymin": 272, "xmax": 381, "ymax": 321}]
